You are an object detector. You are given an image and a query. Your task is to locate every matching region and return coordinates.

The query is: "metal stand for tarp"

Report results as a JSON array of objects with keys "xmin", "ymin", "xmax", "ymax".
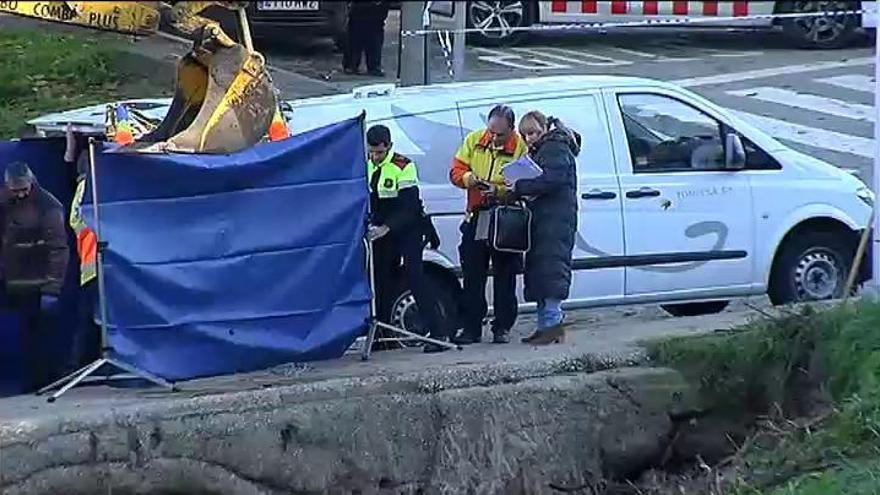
[
  {"xmin": 360, "ymin": 237, "xmax": 460, "ymax": 361},
  {"xmin": 37, "ymin": 138, "xmax": 177, "ymax": 402}
]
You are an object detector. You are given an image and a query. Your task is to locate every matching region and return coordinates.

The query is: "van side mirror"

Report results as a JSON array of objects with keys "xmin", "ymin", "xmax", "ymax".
[{"xmin": 725, "ymin": 133, "xmax": 746, "ymax": 170}]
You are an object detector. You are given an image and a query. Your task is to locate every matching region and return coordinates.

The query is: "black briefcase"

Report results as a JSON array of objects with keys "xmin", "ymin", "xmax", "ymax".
[{"xmin": 488, "ymin": 202, "xmax": 531, "ymax": 253}]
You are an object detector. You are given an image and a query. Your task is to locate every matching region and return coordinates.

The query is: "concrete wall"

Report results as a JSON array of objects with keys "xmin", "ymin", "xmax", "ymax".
[{"xmin": 1, "ymin": 367, "xmax": 698, "ymax": 495}]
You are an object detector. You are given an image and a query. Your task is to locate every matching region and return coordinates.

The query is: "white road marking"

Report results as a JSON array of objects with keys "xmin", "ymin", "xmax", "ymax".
[
  {"xmin": 674, "ymin": 57, "xmax": 875, "ymax": 87},
  {"xmin": 473, "ymin": 47, "xmax": 571, "ymax": 70},
  {"xmin": 728, "ymin": 109, "xmax": 874, "ymax": 159},
  {"xmin": 816, "ymin": 74, "xmax": 875, "ymax": 94},
  {"xmin": 608, "ymin": 46, "xmax": 658, "ymax": 59},
  {"xmin": 727, "ymin": 86, "xmax": 875, "ymax": 122},
  {"xmin": 539, "ymin": 46, "xmax": 634, "ymax": 66},
  {"xmin": 509, "ymin": 47, "xmax": 605, "ymax": 65},
  {"xmin": 700, "ymin": 48, "xmax": 765, "ymax": 58}
]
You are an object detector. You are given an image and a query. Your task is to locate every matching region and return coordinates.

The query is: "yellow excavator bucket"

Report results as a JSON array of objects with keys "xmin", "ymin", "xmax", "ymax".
[
  {"xmin": 2, "ymin": 1, "xmax": 282, "ymax": 154},
  {"xmin": 137, "ymin": 42, "xmax": 278, "ymax": 154}
]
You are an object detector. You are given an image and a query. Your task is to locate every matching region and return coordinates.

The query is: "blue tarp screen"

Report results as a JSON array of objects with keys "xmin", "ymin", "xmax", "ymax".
[{"xmin": 81, "ymin": 116, "xmax": 371, "ymax": 381}]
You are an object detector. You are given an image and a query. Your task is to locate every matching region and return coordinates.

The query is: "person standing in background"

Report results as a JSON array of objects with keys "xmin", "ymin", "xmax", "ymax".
[
  {"xmin": 342, "ymin": 1, "xmax": 390, "ymax": 77},
  {"xmin": 1, "ymin": 161, "xmax": 69, "ymax": 391},
  {"xmin": 65, "ymin": 125, "xmax": 100, "ymax": 372}
]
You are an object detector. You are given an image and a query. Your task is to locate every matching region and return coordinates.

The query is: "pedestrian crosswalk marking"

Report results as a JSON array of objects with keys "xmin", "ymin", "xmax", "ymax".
[
  {"xmin": 539, "ymin": 46, "xmax": 636, "ymax": 66},
  {"xmin": 473, "ymin": 47, "xmax": 572, "ymax": 70},
  {"xmin": 512, "ymin": 48, "xmax": 632, "ymax": 67},
  {"xmin": 727, "ymin": 87, "xmax": 874, "ymax": 122},
  {"xmin": 816, "ymin": 75, "xmax": 874, "ymax": 95},
  {"xmin": 728, "ymin": 109, "xmax": 874, "ymax": 159}
]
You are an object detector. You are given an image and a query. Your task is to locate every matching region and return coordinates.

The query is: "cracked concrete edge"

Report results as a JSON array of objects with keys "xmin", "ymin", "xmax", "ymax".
[
  {"xmin": 0, "ymin": 346, "xmax": 648, "ymax": 444},
  {"xmin": 1, "ymin": 367, "xmax": 696, "ymax": 494}
]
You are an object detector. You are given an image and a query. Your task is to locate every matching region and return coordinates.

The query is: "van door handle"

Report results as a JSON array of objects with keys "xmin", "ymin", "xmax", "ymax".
[
  {"xmin": 581, "ymin": 190, "xmax": 617, "ymax": 200},
  {"xmin": 626, "ymin": 188, "xmax": 661, "ymax": 199}
]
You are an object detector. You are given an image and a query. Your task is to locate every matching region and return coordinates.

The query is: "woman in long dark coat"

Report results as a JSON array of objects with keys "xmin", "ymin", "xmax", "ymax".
[{"xmin": 512, "ymin": 111, "xmax": 580, "ymax": 345}]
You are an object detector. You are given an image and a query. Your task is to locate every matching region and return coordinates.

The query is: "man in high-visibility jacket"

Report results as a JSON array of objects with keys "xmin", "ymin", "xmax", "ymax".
[
  {"xmin": 449, "ymin": 104, "xmax": 527, "ymax": 345},
  {"xmin": 366, "ymin": 124, "xmax": 447, "ymax": 353},
  {"xmin": 66, "ymin": 127, "xmax": 100, "ymax": 370}
]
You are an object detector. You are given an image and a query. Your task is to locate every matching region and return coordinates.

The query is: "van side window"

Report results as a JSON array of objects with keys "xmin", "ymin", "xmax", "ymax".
[
  {"xmin": 372, "ymin": 109, "xmax": 463, "ymax": 185},
  {"xmin": 618, "ymin": 94, "xmax": 725, "ymax": 173},
  {"xmin": 743, "ymin": 137, "xmax": 782, "ymax": 170},
  {"xmin": 460, "ymin": 93, "xmax": 616, "ymax": 176}
]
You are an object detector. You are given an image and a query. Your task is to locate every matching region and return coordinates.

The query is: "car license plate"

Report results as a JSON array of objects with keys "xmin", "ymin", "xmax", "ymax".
[{"xmin": 257, "ymin": 1, "xmax": 319, "ymax": 11}]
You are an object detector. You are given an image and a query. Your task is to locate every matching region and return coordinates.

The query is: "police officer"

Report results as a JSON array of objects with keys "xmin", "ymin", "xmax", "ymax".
[{"xmin": 366, "ymin": 125, "xmax": 448, "ymax": 353}]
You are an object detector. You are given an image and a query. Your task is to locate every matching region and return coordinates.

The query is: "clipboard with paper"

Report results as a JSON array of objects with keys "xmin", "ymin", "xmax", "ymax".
[{"xmin": 501, "ymin": 155, "xmax": 542, "ymax": 186}]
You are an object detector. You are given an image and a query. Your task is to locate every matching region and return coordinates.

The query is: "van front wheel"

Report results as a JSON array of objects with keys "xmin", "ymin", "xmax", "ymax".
[{"xmin": 769, "ymin": 231, "xmax": 854, "ymax": 305}]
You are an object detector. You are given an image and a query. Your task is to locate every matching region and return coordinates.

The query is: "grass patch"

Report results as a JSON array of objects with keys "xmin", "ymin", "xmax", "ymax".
[
  {"xmin": 645, "ymin": 302, "xmax": 880, "ymax": 494},
  {"xmin": 0, "ymin": 28, "xmax": 139, "ymax": 138}
]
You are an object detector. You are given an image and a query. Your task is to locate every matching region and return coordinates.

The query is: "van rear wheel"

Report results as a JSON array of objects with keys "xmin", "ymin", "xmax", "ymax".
[
  {"xmin": 769, "ymin": 231, "xmax": 854, "ymax": 305},
  {"xmin": 662, "ymin": 301, "xmax": 730, "ymax": 317}
]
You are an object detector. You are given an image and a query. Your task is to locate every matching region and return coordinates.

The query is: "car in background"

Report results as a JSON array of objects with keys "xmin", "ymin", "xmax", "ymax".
[
  {"xmin": 466, "ymin": 0, "xmax": 877, "ymax": 49},
  {"xmin": 199, "ymin": 1, "xmax": 348, "ymax": 49}
]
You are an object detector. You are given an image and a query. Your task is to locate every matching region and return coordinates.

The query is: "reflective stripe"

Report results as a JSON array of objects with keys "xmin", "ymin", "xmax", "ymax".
[
  {"xmin": 77, "ymin": 228, "xmax": 98, "ymax": 285},
  {"xmin": 70, "ymin": 177, "xmax": 97, "ymax": 285}
]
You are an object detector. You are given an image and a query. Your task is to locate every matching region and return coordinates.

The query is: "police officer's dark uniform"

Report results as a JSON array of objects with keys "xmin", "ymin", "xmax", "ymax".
[{"xmin": 368, "ymin": 148, "xmax": 447, "ymax": 353}]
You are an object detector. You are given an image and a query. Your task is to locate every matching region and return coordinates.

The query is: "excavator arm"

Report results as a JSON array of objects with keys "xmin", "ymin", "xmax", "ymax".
[{"xmin": 0, "ymin": 1, "xmax": 283, "ymax": 153}]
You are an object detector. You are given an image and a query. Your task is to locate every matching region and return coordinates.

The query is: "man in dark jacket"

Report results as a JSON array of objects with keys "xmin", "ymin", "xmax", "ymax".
[
  {"xmin": 513, "ymin": 114, "xmax": 581, "ymax": 345},
  {"xmin": 1, "ymin": 161, "xmax": 69, "ymax": 390},
  {"xmin": 343, "ymin": 1, "xmax": 390, "ymax": 76}
]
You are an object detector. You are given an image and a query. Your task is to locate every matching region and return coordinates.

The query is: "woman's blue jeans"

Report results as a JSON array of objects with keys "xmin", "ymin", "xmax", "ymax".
[{"xmin": 537, "ymin": 298, "xmax": 563, "ymax": 330}]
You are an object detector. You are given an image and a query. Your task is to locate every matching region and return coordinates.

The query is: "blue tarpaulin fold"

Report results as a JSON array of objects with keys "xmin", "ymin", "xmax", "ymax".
[{"xmin": 81, "ymin": 116, "xmax": 371, "ymax": 381}]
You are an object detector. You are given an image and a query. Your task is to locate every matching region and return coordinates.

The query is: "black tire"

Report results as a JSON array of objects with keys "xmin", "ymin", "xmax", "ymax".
[
  {"xmin": 383, "ymin": 269, "xmax": 461, "ymax": 348},
  {"xmin": 778, "ymin": 1, "xmax": 860, "ymax": 49},
  {"xmin": 769, "ymin": 231, "xmax": 855, "ymax": 306},
  {"xmin": 467, "ymin": 1, "xmax": 534, "ymax": 47},
  {"xmin": 662, "ymin": 301, "xmax": 730, "ymax": 317}
]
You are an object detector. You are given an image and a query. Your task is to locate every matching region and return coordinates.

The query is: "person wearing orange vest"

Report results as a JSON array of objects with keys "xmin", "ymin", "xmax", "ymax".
[
  {"xmin": 65, "ymin": 126, "xmax": 100, "ymax": 371},
  {"xmin": 449, "ymin": 105, "xmax": 528, "ymax": 345}
]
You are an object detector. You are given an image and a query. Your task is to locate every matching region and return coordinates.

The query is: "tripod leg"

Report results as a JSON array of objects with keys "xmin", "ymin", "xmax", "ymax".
[
  {"xmin": 36, "ymin": 361, "xmax": 99, "ymax": 395},
  {"xmin": 375, "ymin": 322, "xmax": 460, "ymax": 350},
  {"xmin": 107, "ymin": 358, "xmax": 177, "ymax": 391},
  {"xmin": 361, "ymin": 320, "xmax": 379, "ymax": 361},
  {"xmin": 46, "ymin": 358, "xmax": 108, "ymax": 403}
]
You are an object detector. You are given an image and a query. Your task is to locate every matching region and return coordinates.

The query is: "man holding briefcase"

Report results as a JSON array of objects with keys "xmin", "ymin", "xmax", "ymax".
[{"xmin": 449, "ymin": 105, "xmax": 527, "ymax": 345}]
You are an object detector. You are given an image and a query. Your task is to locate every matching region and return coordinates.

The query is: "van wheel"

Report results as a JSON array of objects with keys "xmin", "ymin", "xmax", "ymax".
[
  {"xmin": 662, "ymin": 301, "xmax": 730, "ymax": 317},
  {"xmin": 769, "ymin": 231, "xmax": 854, "ymax": 305},
  {"xmin": 467, "ymin": 1, "xmax": 534, "ymax": 47},
  {"xmin": 386, "ymin": 270, "xmax": 461, "ymax": 348},
  {"xmin": 778, "ymin": 1, "xmax": 860, "ymax": 49}
]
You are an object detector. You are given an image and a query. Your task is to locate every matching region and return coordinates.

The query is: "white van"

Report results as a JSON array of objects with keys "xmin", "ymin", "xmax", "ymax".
[
  {"xmin": 28, "ymin": 75, "xmax": 874, "ymax": 336},
  {"xmin": 283, "ymin": 76, "xmax": 873, "ymax": 334}
]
